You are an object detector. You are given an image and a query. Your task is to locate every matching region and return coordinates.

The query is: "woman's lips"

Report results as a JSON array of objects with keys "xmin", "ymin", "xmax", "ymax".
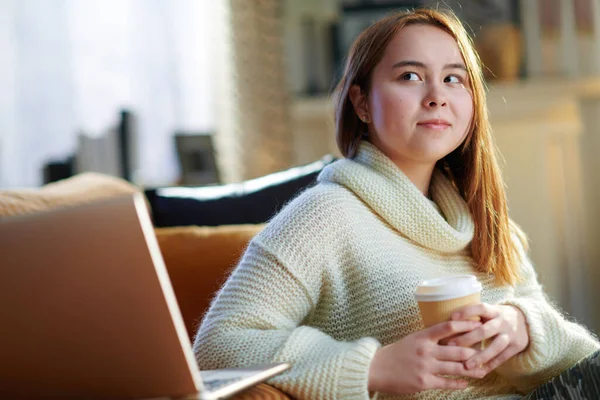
[{"xmin": 417, "ymin": 119, "xmax": 451, "ymax": 131}]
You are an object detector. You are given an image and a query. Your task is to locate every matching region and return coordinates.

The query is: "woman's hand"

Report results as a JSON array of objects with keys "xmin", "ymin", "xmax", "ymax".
[
  {"xmin": 368, "ymin": 320, "xmax": 487, "ymax": 395},
  {"xmin": 447, "ymin": 303, "xmax": 530, "ymax": 375}
]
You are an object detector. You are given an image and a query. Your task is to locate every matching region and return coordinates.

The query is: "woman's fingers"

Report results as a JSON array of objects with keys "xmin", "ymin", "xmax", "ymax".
[
  {"xmin": 426, "ymin": 320, "xmax": 482, "ymax": 342},
  {"xmin": 464, "ymin": 333, "xmax": 511, "ymax": 370},
  {"xmin": 479, "ymin": 345, "xmax": 516, "ymax": 372},
  {"xmin": 449, "ymin": 318, "xmax": 501, "ymax": 348},
  {"xmin": 452, "ymin": 303, "xmax": 499, "ymax": 322},
  {"xmin": 435, "ymin": 344, "xmax": 478, "ymax": 361}
]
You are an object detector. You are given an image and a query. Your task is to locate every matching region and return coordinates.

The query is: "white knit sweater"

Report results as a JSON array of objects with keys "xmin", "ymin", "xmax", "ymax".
[{"xmin": 193, "ymin": 141, "xmax": 599, "ymax": 399}]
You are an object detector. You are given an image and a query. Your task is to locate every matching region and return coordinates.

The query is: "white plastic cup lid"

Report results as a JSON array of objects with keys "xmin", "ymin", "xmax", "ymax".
[{"xmin": 414, "ymin": 274, "xmax": 482, "ymax": 302}]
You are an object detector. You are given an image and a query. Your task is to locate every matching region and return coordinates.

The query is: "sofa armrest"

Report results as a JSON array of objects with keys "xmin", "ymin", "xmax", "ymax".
[{"xmin": 0, "ymin": 172, "xmax": 140, "ymax": 218}]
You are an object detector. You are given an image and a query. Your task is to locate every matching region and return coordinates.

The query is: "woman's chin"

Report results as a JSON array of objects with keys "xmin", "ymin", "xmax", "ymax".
[{"xmin": 409, "ymin": 146, "xmax": 457, "ymax": 165}]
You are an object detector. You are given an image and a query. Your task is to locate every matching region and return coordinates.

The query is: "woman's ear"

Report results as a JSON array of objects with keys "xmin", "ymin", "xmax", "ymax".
[{"xmin": 349, "ymin": 84, "xmax": 370, "ymax": 123}]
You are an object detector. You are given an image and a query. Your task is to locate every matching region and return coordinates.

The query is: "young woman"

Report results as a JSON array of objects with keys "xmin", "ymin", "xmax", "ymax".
[{"xmin": 194, "ymin": 8, "xmax": 600, "ymax": 399}]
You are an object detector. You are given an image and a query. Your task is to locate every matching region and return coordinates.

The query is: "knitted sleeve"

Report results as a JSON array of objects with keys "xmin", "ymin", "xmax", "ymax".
[
  {"xmin": 193, "ymin": 239, "xmax": 380, "ymax": 400},
  {"xmin": 495, "ymin": 238, "xmax": 600, "ymax": 393}
]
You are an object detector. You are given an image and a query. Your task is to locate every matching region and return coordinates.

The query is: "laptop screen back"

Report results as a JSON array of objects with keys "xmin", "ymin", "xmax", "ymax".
[{"xmin": 0, "ymin": 194, "xmax": 203, "ymax": 399}]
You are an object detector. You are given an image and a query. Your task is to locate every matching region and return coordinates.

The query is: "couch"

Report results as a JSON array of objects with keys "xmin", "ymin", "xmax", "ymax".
[{"xmin": 0, "ymin": 158, "xmax": 335, "ymax": 399}]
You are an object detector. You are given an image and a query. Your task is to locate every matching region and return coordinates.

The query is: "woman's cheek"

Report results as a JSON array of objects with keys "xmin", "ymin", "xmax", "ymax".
[
  {"xmin": 450, "ymin": 91, "xmax": 474, "ymax": 121},
  {"xmin": 373, "ymin": 94, "xmax": 400, "ymax": 130}
]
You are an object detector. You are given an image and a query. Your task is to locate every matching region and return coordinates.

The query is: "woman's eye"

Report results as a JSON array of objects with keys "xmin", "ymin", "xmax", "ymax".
[
  {"xmin": 401, "ymin": 72, "xmax": 420, "ymax": 81},
  {"xmin": 445, "ymin": 75, "xmax": 462, "ymax": 83}
]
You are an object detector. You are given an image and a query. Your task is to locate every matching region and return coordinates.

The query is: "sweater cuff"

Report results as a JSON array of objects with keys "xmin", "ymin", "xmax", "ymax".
[
  {"xmin": 500, "ymin": 297, "xmax": 593, "ymax": 388},
  {"xmin": 499, "ymin": 296, "xmax": 600, "ymax": 392},
  {"xmin": 338, "ymin": 337, "xmax": 381, "ymax": 400},
  {"xmin": 501, "ymin": 297, "xmax": 547, "ymax": 373}
]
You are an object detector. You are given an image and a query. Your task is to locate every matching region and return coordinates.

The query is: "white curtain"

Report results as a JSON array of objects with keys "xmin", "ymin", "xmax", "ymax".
[{"xmin": 0, "ymin": 0, "xmax": 216, "ymax": 188}]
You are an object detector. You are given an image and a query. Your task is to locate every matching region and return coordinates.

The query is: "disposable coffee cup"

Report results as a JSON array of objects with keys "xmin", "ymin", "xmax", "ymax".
[{"xmin": 414, "ymin": 275, "xmax": 482, "ymax": 328}]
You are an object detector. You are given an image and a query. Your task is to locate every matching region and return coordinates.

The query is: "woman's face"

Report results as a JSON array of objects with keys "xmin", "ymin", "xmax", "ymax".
[{"xmin": 356, "ymin": 24, "xmax": 473, "ymax": 168}]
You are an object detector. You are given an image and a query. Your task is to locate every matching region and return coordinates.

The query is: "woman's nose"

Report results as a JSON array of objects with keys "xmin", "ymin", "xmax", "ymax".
[{"xmin": 423, "ymin": 83, "xmax": 448, "ymax": 108}]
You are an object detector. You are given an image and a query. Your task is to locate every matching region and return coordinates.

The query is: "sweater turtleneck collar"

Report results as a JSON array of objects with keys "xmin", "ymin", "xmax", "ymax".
[{"xmin": 318, "ymin": 141, "xmax": 474, "ymax": 253}]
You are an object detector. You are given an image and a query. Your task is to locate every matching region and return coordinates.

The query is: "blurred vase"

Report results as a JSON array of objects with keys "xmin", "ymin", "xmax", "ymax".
[{"xmin": 475, "ymin": 23, "xmax": 522, "ymax": 82}]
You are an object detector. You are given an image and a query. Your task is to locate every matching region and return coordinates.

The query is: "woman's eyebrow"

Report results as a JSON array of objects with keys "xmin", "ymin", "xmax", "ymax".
[
  {"xmin": 392, "ymin": 60, "xmax": 425, "ymax": 69},
  {"xmin": 444, "ymin": 62, "xmax": 467, "ymax": 71},
  {"xmin": 392, "ymin": 60, "xmax": 467, "ymax": 71}
]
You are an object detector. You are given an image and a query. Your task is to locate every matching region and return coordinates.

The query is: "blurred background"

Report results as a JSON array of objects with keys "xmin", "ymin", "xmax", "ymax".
[{"xmin": 1, "ymin": 0, "xmax": 600, "ymax": 333}]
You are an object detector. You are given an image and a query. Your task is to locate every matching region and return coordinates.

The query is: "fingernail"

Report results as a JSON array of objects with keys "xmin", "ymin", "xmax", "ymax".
[{"xmin": 448, "ymin": 341, "xmax": 457, "ymax": 346}]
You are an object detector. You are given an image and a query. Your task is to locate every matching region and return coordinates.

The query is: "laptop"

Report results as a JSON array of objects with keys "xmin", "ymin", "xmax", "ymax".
[{"xmin": 0, "ymin": 193, "xmax": 290, "ymax": 399}]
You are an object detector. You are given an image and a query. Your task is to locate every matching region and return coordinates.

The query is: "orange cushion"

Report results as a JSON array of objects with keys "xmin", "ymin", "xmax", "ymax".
[
  {"xmin": 155, "ymin": 224, "xmax": 265, "ymax": 340},
  {"xmin": 155, "ymin": 226, "xmax": 295, "ymax": 400}
]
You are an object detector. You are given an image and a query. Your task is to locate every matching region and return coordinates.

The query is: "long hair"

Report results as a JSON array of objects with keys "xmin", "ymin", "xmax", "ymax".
[{"xmin": 332, "ymin": 8, "xmax": 526, "ymax": 286}]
